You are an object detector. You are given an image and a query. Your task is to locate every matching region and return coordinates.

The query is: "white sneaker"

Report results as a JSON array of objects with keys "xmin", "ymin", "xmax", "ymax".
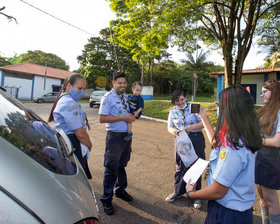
[
  {"xmin": 165, "ymin": 193, "xmax": 178, "ymax": 202},
  {"xmin": 194, "ymin": 199, "xmax": 201, "ymax": 209}
]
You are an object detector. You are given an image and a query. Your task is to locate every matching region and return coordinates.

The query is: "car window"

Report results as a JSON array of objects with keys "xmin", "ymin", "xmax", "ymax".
[
  {"xmin": 0, "ymin": 91, "xmax": 77, "ymax": 175},
  {"xmin": 92, "ymin": 91, "xmax": 106, "ymax": 96}
]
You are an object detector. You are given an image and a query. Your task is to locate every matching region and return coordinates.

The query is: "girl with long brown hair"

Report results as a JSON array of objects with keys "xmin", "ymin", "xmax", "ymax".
[{"xmin": 255, "ymin": 80, "xmax": 280, "ymax": 224}]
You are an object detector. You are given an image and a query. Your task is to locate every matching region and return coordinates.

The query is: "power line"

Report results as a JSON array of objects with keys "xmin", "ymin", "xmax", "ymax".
[{"xmin": 19, "ymin": 0, "xmax": 94, "ymax": 36}]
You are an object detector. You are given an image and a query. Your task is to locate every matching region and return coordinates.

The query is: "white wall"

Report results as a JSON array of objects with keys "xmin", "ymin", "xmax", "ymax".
[
  {"xmin": 33, "ymin": 76, "xmax": 61, "ymax": 98},
  {"xmin": 4, "ymin": 76, "xmax": 33, "ymax": 100}
]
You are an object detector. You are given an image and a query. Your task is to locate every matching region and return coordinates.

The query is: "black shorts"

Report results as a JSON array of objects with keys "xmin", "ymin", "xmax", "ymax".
[{"xmin": 255, "ymin": 155, "xmax": 280, "ymax": 190}]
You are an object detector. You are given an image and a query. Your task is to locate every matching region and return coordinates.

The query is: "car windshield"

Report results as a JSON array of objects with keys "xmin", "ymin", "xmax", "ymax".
[
  {"xmin": 92, "ymin": 91, "xmax": 105, "ymax": 96},
  {"xmin": 0, "ymin": 91, "xmax": 77, "ymax": 175}
]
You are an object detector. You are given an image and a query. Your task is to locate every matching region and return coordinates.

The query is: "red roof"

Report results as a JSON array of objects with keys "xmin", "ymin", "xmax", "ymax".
[
  {"xmin": 0, "ymin": 63, "xmax": 75, "ymax": 79},
  {"xmin": 210, "ymin": 67, "xmax": 280, "ymax": 75}
]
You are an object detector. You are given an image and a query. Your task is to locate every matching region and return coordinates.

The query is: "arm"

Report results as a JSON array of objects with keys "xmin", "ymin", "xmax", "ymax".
[
  {"xmin": 197, "ymin": 106, "xmax": 215, "ymax": 144},
  {"xmin": 134, "ymin": 107, "xmax": 143, "ymax": 117},
  {"xmin": 185, "ymin": 122, "xmax": 204, "ymax": 133},
  {"xmin": 186, "ymin": 180, "xmax": 229, "ymax": 200},
  {"xmin": 168, "ymin": 126, "xmax": 178, "ymax": 136},
  {"xmin": 74, "ymin": 127, "xmax": 92, "ymax": 150},
  {"xmin": 99, "ymin": 114, "xmax": 136, "ymax": 123},
  {"xmin": 263, "ymin": 132, "xmax": 280, "ymax": 148}
]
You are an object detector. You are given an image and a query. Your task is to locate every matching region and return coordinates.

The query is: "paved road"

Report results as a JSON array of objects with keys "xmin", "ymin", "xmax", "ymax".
[{"xmin": 26, "ymin": 102, "xmax": 262, "ymax": 224}]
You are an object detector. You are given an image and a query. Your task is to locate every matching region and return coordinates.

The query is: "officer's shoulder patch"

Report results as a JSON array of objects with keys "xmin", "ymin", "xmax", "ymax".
[
  {"xmin": 73, "ymin": 111, "xmax": 79, "ymax": 116},
  {"xmin": 219, "ymin": 149, "xmax": 228, "ymax": 161},
  {"xmin": 102, "ymin": 99, "xmax": 109, "ymax": 105},
  {"xmin": 68, "ymin": 105, "xmax": 78, "ymax": 112}
]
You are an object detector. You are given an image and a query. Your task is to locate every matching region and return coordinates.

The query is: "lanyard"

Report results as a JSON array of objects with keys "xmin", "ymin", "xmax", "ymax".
[{"xmin": 119, "ymin": 94, "xmax": 129, "ymax": 113}]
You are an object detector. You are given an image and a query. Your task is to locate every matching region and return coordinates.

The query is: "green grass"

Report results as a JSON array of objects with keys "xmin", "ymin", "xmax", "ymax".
[{"xmin": 143, "ymin": 100, "xmax": 218, "ymax": 126}]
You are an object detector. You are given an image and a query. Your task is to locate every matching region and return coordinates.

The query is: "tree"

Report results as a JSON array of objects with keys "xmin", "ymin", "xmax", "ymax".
[
  {"xmin": 257, "ymin": 4, "xmax": 280, "ymax": 68},
  {"xmin": 181, "ymin": 49, "xmax": 210, "ymax": 101},
  {"xmin": 0, "ymin": 6, "xmax": 17, "ymax": 23},
  {"xmin": 108, "ymin": 0, "xmax": 280, "ymax": 88},
  {"xmin": 0, "ymin": 55, "xmax": 10, "ymax": 67},
  {"xmin": 21, "ymin": 50, "xmax": 70, "ymax": 71},
  {"xmin": 77, "ymin": 28, "xmax": 141, "ymax": 89}
]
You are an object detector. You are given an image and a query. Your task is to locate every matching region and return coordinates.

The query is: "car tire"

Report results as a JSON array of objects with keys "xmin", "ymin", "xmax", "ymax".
[
  {"xmin": 89, "ymin": 103, "xmax": 93, "ymax": 108},
  {"xmin": 38, "ymin": 99, "xmax": 44, "ymax": 103}
]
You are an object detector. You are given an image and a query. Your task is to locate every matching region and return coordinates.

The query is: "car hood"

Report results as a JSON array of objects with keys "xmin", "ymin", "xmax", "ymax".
[{"xmin": 0, "ymin": 138, "xmax": 98, "ymax": 223}]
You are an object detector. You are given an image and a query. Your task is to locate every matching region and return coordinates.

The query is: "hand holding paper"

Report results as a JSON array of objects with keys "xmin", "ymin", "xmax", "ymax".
[{"xmin": 183, "ymin": 158, "xmax": 209, "ymax": 185}]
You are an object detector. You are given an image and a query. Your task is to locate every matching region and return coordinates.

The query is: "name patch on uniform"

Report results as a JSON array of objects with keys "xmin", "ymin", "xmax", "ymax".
[
  {"xmin": 219, "ymin": 150, "xmax": 228, "ymax": 161},
  {"xmin": 68, "ymin": 105, "xmax": 78, "ymax": 112}
]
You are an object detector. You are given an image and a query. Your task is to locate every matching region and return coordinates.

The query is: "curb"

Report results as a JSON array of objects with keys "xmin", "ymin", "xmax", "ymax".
[{"xmin": 140, "ymin": 115, "xmax": 168, "ymax": 124}]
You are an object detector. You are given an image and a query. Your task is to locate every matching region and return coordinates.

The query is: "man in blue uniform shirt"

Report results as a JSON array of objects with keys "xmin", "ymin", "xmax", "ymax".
[{"xmin": 99, "ymin": 71, "xmax": 136, "ymax": 215}]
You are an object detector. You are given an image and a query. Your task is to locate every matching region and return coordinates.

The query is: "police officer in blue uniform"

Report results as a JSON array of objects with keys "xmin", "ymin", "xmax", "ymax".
[
  {"xmin": 99, "ymin": 71, "xmax": 136, "ymax": 215},
  {"xmin": 166, "ymin": 89, "xmax": 205, "ymax": 209},
  {"xmin": 48, "ymin": 73, "xmax": 92, "ymax": 179},
  {"xmin": 186, "ymin": 86, "xmax": 262, "ymax": 224}
]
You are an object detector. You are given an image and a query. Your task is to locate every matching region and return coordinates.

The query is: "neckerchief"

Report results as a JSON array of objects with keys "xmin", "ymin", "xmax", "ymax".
[{"xmin": 119, "ymin": 94, "xmax": 129, "ymax": 113}]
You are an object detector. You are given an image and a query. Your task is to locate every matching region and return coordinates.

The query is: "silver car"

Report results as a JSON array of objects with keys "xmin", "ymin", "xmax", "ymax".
[
  {"xmin": 33, "ymin": 92, "xmax": 59, "ymax": 103},
  {"xmin": 89, "ymin": 90, "xmax": 107, "ymax": 108},
  {"xmin": 0, "ymin": 88, "xmax": 99, "ymax": 223}
]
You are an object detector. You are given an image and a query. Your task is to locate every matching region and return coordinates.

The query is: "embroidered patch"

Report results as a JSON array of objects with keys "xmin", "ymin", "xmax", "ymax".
[
  {"xmin": 102, "ymin": 99, "xmax": 108, "ymax": 105},
  {"xmin": 68, "ymin": 105, "xmax": 78, "ymax": 112},
  {"xmin": 73, "ymin": 111, "xmax": 79, "ymax": 116},
  {"xmin": 219, "ymin": 150, "xmax": 228, "ymax": 161},
  {"xmin": 118, "ymin": 110, "xmax": 123, "ymax": 115}
]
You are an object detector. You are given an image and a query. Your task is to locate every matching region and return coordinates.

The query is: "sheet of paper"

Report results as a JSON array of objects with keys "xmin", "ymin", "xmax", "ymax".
[{"xmin": 183, "ymin": 158, "xmax": 209, "ymax": 184}]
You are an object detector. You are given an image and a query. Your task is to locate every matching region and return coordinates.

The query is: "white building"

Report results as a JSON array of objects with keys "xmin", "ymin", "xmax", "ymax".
[{"xmin": 0, "ymin": 63, "xmax": 75, "ymax": 100}]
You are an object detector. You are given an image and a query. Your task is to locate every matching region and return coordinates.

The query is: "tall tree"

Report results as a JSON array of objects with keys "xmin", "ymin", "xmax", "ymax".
[
  {"xmin": 21, "ymin": 50, "xmax": 70, "ymax": 71},
  {"xmin": 108, "ymin": 0, "xmax": 280, "ymax": 88},
  {"xmin": 257, "ymin": 4, "xmax": 280, "ymax": 68},
  {"xmin": 181, "ymin": 49, "xmax": 210, "ymax": 101},
  {"xmin": 77, "ymin": 28, "xmax": 141, "ymax": 89}
]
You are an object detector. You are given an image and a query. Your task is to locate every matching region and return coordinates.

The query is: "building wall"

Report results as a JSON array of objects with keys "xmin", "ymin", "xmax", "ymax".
[
  {"xmin": 4, "ymin": 75, "xmax": 33, "ymax": 100},
  {"xmin": 33, "ymin": 76, "xmax": 62, "ymax": 99},
  {"xmin": 241, "ymin": 74, "xmax": 265, "ymax": 104}
]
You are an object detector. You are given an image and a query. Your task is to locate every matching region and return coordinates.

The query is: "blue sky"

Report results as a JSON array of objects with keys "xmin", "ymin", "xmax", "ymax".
[{"xmin": 0, "ymin": 0, "xmax": 266, "ymax": 71}]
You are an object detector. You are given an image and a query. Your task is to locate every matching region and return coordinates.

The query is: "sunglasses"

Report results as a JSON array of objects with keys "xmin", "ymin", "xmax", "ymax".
[{"xmin": 260, "ymin": 89, "xmax": 269, "ymax": 96}]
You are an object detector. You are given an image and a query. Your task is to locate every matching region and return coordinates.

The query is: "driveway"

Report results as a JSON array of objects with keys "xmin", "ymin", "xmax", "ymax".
[{"xmin": 26, "ymin": 103, "xmax": 262, "ymax": 224}]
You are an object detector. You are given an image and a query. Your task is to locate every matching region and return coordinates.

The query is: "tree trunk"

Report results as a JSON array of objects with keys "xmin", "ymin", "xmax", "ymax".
[
  {"xmin": 148, "ymin": 61, "xmax": 151, "ymax": 85},
  {"xmin": 141, "ymin": 64, "xmax": 145, "ymax": 84},
  {"xmin": 223, "ymin": 48, "xmax": 233, "ymax": 88},
  {"xmin": 150, "ymin": 59, "xmax": 154, "ymax": 86}
]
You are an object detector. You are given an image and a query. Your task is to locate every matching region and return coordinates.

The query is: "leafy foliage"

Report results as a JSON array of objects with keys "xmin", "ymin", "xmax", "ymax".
[
  {"xmin": 21, "ymin": 50, "xmax": 70, "ymax": 71},
  {"xmin": 77, "ymin": 28, "xmax": 141, "ymax": 89}
]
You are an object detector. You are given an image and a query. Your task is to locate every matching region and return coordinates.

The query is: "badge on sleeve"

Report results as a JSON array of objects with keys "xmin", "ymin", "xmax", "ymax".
[{"xmin": 219, "ymin": 149, "xmax": 228, "ymax": 161}]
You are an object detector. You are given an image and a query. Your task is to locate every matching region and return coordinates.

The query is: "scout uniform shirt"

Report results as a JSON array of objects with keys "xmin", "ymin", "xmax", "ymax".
[
  {"xmin": 53, "ymin": 94, "xmax": 87, "ymax": 134},
  {"xmin": 99, "ymin": 89, "xmax": 130, "ymax": 132},
  {"xmin": 168, "ymin": 103, "xmax": 202, "ymax": 132},
  {"xmin": 207, "ymin": 141, "xmax": 257, "ymax": 211}
]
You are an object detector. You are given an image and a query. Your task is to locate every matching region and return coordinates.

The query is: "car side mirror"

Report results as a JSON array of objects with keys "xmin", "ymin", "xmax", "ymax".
[{"xmin": 56, "ymin": 129, "xmax": 74, "ymax": 156}]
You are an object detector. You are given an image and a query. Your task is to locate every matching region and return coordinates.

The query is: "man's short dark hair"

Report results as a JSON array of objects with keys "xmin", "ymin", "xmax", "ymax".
[{"xmin": 113, "ymin": 71, "xmax": 126, "ymax": 81}]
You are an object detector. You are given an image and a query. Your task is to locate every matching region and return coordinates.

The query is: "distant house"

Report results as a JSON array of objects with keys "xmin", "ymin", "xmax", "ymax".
[
  {"xmin": 0, "ymin": 63, "xmax": 75, "ymax": 100},
  {"xmin": 211, "ymin": 67, "xmax": 280, "ymax": 104}
]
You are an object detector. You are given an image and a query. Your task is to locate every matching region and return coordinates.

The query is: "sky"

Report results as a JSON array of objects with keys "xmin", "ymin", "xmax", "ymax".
[{"xmin": 0, "ymin": 0, "xmax": 267, "ymax": 71}]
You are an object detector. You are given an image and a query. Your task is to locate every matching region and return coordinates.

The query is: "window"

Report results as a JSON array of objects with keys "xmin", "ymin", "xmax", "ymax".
[{"xmin": 0, "ymin": 92, "xmax": 77, "ymax": 175}]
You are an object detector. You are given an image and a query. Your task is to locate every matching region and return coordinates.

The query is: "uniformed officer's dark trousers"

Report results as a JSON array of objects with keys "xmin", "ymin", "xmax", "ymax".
[
  {"xmin": 100, "ymin": 132, "xmax": 132, "ymax": 203},
  {"xmin": 68, "ymin": 134, "xmax": 92, "ymax": 179},
  {"xmin": 174, "ymin": 132, "xmax": 205, "ymax": 197}
]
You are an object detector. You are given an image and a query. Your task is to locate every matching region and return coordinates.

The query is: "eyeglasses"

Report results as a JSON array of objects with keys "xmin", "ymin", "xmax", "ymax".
[{"xmin": 260, "ymin": 89, "xmax": 269, "ymax": 96}]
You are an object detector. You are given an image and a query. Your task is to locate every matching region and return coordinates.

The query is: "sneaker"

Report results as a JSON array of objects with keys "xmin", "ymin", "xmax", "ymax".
[
  {"xmin": 101, "ymin": 201, "xmax": 114, "ymax": 215},
  {"xmin": 194, "ymin": 199, "xmax": 202, "ymax": 209},
  {"xmin": 115, "ymin": 191, "xmax": 133, "ymax": 202},
  {"xmin": 165, "ymin": 192, "xmax": 178, "ymax": 202},
  {"xmin": 123, "ymin": 133, "xmax": 133, "ymax": 141}
]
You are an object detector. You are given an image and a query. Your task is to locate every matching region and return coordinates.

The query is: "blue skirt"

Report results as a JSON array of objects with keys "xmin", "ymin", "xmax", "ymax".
[{"xmin": 205, "ymin": 200, "xmax": 253, "ymax": 224}]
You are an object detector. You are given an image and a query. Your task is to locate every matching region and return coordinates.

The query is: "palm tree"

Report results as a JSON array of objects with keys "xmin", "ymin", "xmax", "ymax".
[{"xmin": 181, "ymin": 49, "xmax": 209, "ymax": 101}]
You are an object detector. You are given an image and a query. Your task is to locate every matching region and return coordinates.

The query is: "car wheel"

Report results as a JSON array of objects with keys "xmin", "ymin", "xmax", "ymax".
[
  {"xmin": 38, "ymin": 99, "xmax": 44, "ymax": 103},
  {"xmin": 89, "ymin": 103, "xmax": 93, "ymax": 108}
]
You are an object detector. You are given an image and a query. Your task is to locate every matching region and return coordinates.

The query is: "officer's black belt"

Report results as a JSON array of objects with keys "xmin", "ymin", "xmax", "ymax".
[
  {"xmin": 188, "ymin": 132, "xmax": 202, "ymax": 136},
  {"xmin": 107, "ymin": 131, "xmax": 128, "ymax": 136}
]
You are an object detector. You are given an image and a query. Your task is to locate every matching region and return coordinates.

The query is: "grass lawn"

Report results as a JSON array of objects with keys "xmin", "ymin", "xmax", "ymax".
[{"xmin": 143, "ymin": 99, "xmax": 218, "ymax": 126}]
